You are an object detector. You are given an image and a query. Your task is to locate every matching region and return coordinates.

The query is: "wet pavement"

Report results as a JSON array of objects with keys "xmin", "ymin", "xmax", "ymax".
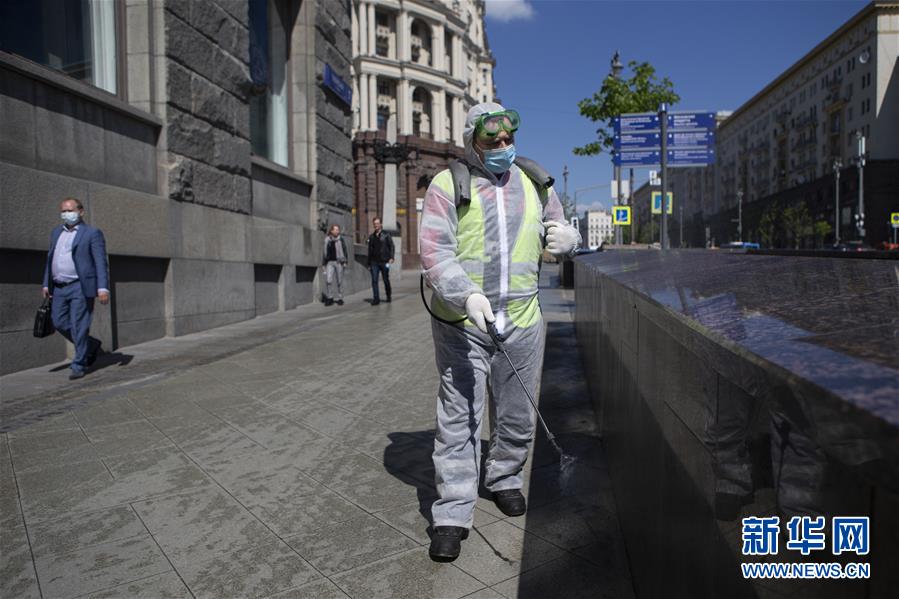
[{"xmin": 1, "ymin": 265, "xmax": 633, "ymax": 599}]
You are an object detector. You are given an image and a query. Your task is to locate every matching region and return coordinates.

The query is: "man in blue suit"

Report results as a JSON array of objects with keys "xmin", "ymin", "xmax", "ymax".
[{"xmin": 42, "ymin": 197, "xmax": 110, "ymax": 379}]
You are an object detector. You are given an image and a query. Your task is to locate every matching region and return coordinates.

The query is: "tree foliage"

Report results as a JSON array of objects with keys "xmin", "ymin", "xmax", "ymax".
[
  {"xmin": 574, "ymin": 61, "xmax": 681, "ymax": 156},
  {"xmin": 782, "ymin": 204, "xmax": 813, "ymax": 249}
]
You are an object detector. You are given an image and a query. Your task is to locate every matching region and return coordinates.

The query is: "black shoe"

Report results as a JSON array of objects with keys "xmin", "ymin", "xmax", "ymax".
[
  {"xmin": 493, "ymin": 489, "xmax": 526, "ymax": 516},
  {"xmin": 336, "ymin": 299, "xmax": 344, "ymax": 305},
  {"xmin": 324, "ymin": 298, "xmax": 334, "ymax": 306},
  {"xmin": 69, "ymin": 371, "xmax": 85, "ymax": 380},
  {"xmin": 429, "ymin": 526, "xmax": 469, "ymax": 562},
  {"xmin": 87, "ymin": 339, "xmax": 102, "ymax": 366},
  {"xmin": 371, "ymin": 299, "xmax": 380, "ymax": 305},
  {"xmin": 385, "ymin": 297, "xmax": 391, "ymax": 303}
]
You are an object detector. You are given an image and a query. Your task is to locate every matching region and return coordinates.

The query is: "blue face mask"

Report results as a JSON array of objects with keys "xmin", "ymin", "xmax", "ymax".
[{"xmin": 482, "ymin": 144, "xmax": 516, "ymax": 174}]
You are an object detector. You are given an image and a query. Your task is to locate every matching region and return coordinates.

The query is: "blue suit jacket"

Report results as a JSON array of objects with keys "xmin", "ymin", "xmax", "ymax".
[{"xmin": 43, "ymin": 223, "xmax": 110, "ymax": 299}]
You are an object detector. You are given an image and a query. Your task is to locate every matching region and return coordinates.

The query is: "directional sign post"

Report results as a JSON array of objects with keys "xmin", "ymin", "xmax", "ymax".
[{"xmin": 892, "ymin": 213, "xmax": 899, "ymax": 244}]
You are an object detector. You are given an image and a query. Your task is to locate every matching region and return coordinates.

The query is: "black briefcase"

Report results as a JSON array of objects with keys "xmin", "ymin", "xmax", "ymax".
[{"xmin": 33, "ymin": 298, "xmax": 55, "ymax": 338}]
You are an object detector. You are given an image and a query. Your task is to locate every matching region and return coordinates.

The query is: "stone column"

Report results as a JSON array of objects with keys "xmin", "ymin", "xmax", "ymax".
[
  {"xmin": 368, "ymin": 74, "xmax": 377, "ymax": 130},
  {"xmin": 397, "ymin": 11, "xmax": 410, "ymax": 62},
  {"xmin": 359, "ymin": 73, "xmax": 369, "ymax": 130},
  {"xmin": 453, "ymin": 95, "xmax": 464, "ymax": 146},
  {"xmin": 382, "ymin": 114, "xmax": 398, "ymax": 232},
  {"xmin": 351, "ymin": 1, "xmax": 358, "ymax": 56},
  {"xmin": 452, "ymin": 35, "xmax": 462, "ymax": 79},
  {"xmin": 398, "ymin": 79, "xmax": 412, "ymax": 135},
  {"xmin": 367, "ymin": 3, "xmax": 376, "ymax": 60},
  {"xmin": 354, "ymin": 74, "xmax": 362, "ymax": 130},
  {"xmin": 358, "ymin": 1, "xmax": 367, "ymax": 55},
  {"xmin": 433, "ymin": 23, "xmax": 445, "ymax": 72},
  {"xmin": 433, "ymin": 89, "xmax": 446, "ymax": 142}
]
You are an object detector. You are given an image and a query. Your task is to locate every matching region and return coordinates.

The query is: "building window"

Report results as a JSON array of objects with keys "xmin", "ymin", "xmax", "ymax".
[
  {"xmin": 0, "ymin": 0, "xmax": 118, "ymax": 94},
  {"xmin": 249, "ymin": 0, "xmax": 289, "ymax": 167}
]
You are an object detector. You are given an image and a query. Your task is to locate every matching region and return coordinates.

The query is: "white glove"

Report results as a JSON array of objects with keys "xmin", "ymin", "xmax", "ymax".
[
  {"xmin": 465, "ymin": 293, "xmax": 495, "ymax": 334},
  {"xmin": 543, "ymin": 220, "xmax": 579, "ymax": 255}
]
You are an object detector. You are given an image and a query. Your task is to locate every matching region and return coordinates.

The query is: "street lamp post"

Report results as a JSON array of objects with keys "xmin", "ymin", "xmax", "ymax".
[
  {"xmin": 611, "ymin": 51, "xmax": 624, "ymax": 245},
  {"xmin": 855, "ymin": 132, "xmax": 866, "ymax": 240},
  {"xmin": 732, "ymin": 189, "xmax": 744, "ymax": 242},
  {"xmin": 562, "ymin": 165, "xmax": 570, "ymax": 221},
  {"xmin": 832, "ymin": 159, "xmax": 842, "ymax": 246}
]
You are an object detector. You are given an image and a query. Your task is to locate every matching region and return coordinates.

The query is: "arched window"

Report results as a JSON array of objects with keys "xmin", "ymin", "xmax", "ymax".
[{"xmin": 410, "ymin": 19, "xmax": 432, "ymax": 67}]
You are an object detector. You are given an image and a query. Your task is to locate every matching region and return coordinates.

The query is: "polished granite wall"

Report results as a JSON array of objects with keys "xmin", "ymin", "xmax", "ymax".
[{"xmin": 574, "ymin": 250, "xmax": 898, "ymax": 598}]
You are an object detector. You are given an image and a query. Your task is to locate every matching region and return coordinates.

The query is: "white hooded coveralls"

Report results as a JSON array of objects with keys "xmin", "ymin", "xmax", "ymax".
[{"xmin": 420, "ymin": 102, "xmax": 579, "ymax": 527}]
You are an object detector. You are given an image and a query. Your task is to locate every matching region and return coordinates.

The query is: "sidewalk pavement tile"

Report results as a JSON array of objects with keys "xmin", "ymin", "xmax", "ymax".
[
  {"xmin": 491, "ymin": 554, "xmax": 635, "ymax": 599},
  {"xmin": 131, "ymin": 487, "xmax": 277, "ymax": 566},
  {"xmin": 458, "ymin": 589, "xmax": 505, "ymax": 599},
  {"xmin": 214, "ymin": 406, "xmax": 323, "ymax": 449},
  {"xmin": 5, "ymin": 412, "xmax": 81, "ymax": 435},
  {"xmin": 331, "ymin": 547, "xmax": 484, "ymax": 599},
  {"xmin": 266, "ymin": 578, "xmax": 351, "ymax": 598},
  {"xmin": 0, "ymin": 485, "xmax": 24, "ymax": 529},
  {"xmin": 82, "ymin": 420, "xmax": 175, "ymax": 458},
  {"xmin": 284, "ymin": 513, "xmax": 418, "ymax": 576},
  {"xmin": 27, "ymin": 505, "xmax": 147, "ymax": 559},
  {"xmin": 8, "ymin": 429, "xmax": 94, "ymax": 467},
  {"xmin": 371, "ymin": 497, "xmax": 438, "ymax": 545},
  {"xmin": 285, "ymin": 402, "xmax": 366, "ymax": 438},
  {"xmin": 263, "ymin": 436, "xmax": 357, "ymax": 474},
  {"xmin": 1, "ymin": 523, "xmax": 41, "ymax": 599},
  {"xmin": 307, "ymin": 453, "xmax": 419, "ymax": 513},
  {"xmin": 506, "ymin": 495, "xmax": 619, "ymax": 551},
  {"xmin": 127, "ymin": 395, "xmax": 213, "ymax": 420},
  {"xmin": 451, "ymin": 520, "xmax": 566, "ymax": 586},
  {"xmin": 571, "ymin": 532, "xmax": 633, "ymax": 578},
  {"xmin": 241, "ymin": 484, "xmax": 366, "ymax": 537},
  {"xmin": 102, "ymin": 446, "xmax": 194, "ymax": 478},
  {"xmin": 72, "ymin": 399, "xmax": 145, "ymax": 429},
  {"xmin": 158, "ymin": 420, "xmax": 263, "ymax": 465},
  {"xmin": 81, "ymin": 572, "xmax": 192, "ymax": 598},
  {"xmin": 17, "ymin": 461, "xmax": 114, "ymax": 521},
  {"xmin": 177, "ymin": 537, "xmax": 321, "ymax": 599},
  {"xmin": 34, "ymin": 535, "xmax": 172, "ymax": 599}
]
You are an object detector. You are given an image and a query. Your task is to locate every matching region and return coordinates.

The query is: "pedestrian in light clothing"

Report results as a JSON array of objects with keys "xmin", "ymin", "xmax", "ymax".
[
  {"xmin": 42, "ymin": 197, "xmax": 110, "ymax": 380},
  {"xmin": 367, "ymin": 217, "xmax": 394, "ymax": 305},
  {"xmin": 420, "ymin": 102, "xmax": 580, "ymax": 561},
  {"xmin": 321, "ymin": 224, "xmax": 348, "ymax": 306}
]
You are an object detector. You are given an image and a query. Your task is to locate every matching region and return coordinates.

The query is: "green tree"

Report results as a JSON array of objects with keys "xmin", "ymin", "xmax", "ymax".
[
  {"xmin": 574, "ymin": 61, "xmax": 681, "ymax": 156},
  {"xmin": 813, "ymin": 220, "xmax": 833, "ymax": 248},
  {"xmin": 758, "ymin": 201, "xmax": 781, "ymax": 248},
  {"xmin": 783, "ymin": 204, "xmax": 813, "ymax": 249}
]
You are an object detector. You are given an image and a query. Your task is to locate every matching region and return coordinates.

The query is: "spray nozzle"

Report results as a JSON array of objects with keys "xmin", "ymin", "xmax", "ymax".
[{"xmin": 486, "ymin": 321, "xmax": 505, "ymax": 350}]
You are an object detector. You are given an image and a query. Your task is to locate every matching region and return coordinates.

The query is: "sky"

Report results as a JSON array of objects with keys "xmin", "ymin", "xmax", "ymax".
[{"xmin": 483, "ymin": 0, "xmax": 868, "ymax": 213}]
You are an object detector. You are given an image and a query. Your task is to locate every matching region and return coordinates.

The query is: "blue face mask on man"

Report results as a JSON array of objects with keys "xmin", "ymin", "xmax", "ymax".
[{"xmin": 482, "ymin": 144, "xmax": 516, "ymax": 174}]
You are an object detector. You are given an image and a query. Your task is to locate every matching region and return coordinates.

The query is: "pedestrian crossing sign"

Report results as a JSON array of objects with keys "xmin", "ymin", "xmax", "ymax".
[
  {"xmin": 651, "ymin": 191, "xmax": 673, "ymax": 215},
  {"xmin": 891, "ymin": 213, "xmax": 899, "ymax": 227},
  {"xmin": 613, "ymin": 206, "xmax": 631, "ymax": 225}
]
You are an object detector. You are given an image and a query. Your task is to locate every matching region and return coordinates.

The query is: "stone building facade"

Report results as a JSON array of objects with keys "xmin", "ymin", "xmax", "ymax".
[
  {"xmin": 349, "ymin": 0, "xmax": 495, "ymax": 266},
  {"xmin": 666, "ymin": 1, "xmax": 899, "ymax": 248},
  {"xmin": 0, "ymin": 0, "xmax": 357, "ymax": 374}
]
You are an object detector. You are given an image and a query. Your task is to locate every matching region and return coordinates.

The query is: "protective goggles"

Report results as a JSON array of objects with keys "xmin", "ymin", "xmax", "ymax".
[{"xmin": 474, "ymin": 110, "xmax": 520, "ymax": 138}]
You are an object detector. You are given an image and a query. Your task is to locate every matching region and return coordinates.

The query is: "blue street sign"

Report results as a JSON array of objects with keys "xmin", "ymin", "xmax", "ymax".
[
  {"xmin": 613, "ymin": 150, "xmax": 661, "ymax": 167},
  {"xmin": 667, "ymin": 130, "xmax": 715, "ymax": 148},
  {"xmin": 614, "ymin": 113, "xmax": 661, "ymax": 133},
  {"xmin": 667, "ymin": 112, "xmax": 716, "ymax": 131},
  {"xmin": 323, "ymin": 63, "xmax": 352, "ymax": 107},
  {"xmin": 667, "ymin": 148, "xmax": 716, "ymax": 166},
  {"xmin": 614, "ymin": 132, "xmax": 662, "ymax": 150}
]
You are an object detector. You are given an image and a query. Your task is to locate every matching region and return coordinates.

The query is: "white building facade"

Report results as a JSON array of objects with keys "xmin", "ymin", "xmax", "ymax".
[
  {"xmin": 582, "ymin": 210, "xmax": 614, "ymax": 249},
  {"xmin": 351, "ymin": 0, "xmax": 495, "ymax": 144}
]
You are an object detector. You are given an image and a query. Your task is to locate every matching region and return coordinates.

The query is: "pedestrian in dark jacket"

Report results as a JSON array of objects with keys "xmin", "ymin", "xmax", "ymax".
[
  {"xmin": 367, "ymin": 217, "xmax": 394, "ymax": 305},
  {"xmin": 322, "ymin": 224, "xmax": 348, "ymax": 305}
]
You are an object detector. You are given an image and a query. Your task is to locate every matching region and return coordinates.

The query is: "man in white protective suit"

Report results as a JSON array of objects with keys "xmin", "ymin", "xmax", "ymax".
[{"xmin": 420, "ymin": 102, "xmax": 581, "ymax": 561}]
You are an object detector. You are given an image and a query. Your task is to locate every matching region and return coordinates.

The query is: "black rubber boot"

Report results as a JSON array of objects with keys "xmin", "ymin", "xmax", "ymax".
[
  {"xmin": 428, "ymin": 526, "xmax": 469, "ymax": 562},
  {"xmin": 493, "ymin": 489, "xmax": 526, "ymax": 516}
]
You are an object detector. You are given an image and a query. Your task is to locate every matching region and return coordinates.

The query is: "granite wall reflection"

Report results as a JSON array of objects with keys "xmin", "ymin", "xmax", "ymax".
[{"xmin": 574, "ymin": 250, "xmax": 898, "ymax": 599}]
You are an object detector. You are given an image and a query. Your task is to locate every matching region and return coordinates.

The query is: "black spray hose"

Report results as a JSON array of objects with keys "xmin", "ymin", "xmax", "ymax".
[{"xmin": 486, "ymin": 321, "xmax": 566, "ymax": 459}]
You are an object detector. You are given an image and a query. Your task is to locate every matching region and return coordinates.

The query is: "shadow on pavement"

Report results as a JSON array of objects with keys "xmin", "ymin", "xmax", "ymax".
[{"xmin": 383, "ymin": 430, "xmax": 438, "ymax": 535}]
